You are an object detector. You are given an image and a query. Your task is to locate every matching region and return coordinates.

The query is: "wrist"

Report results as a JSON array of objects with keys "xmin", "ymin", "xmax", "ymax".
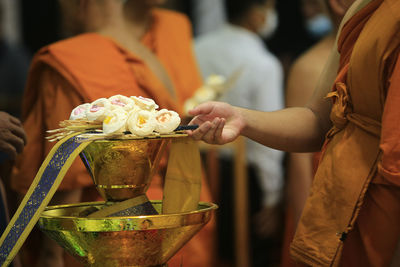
[{"xmin": 234, "ymin": 106, "xmax": 248, "ymax": 136}]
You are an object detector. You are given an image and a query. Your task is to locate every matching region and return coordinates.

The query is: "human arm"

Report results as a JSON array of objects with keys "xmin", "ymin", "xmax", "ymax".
[
  {"xmin": 188, "ymin": 0, "xmax": 372, "ymax": 152},
  {"xmin": 188, "ymin": 97, "xmax": 332, "ymax": 153},
  {"xmin": 188, "ymin": 27, "xmax": 340, "ymax": 152}
]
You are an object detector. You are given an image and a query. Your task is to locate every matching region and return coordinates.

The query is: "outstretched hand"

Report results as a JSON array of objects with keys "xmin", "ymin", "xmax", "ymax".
[
  {"xmin": 187, "ymin": 101, "xmax": 245, "ymax": 145},
  {"xmin": 0, "ymin": 111, "xmax": 27, "ymax": 160}
]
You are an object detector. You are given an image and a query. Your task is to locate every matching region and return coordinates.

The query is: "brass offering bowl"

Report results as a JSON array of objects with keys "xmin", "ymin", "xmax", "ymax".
[
  {"xmin": 38, "ymin": 201, "xmax": 217, "ymax": 267},
  {"xmin": 80, "ymin": 138, "xmax": 169, "ymax": 201}
]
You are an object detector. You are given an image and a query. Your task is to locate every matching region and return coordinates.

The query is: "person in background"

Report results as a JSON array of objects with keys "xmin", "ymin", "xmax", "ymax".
[
  {"xmin": 281, "ymin": 0, "xmax": 353, "ymax": 266},
  {"xmin": 188, "ymin": 0, "xmax": 400, "ymax": 265},
  {"xmin": 195, "ymin": 0, "xmax": 284, "ymax": 265},
  {"xmin": 12, "ymin": 0, "xmax": 214, "ymax": 266}
]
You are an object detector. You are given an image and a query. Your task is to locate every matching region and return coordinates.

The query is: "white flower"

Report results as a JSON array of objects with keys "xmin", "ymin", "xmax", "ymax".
[
  {"xmin": 109, "ymin": 95, "xmax": 136, "ymax": 112},
  {"xmin": 69, "ymin": 103, "xmax": 90, "ymax": 120},
  {"xmin": 102, "ymin": 107, "xmax": 128, "ymax": 134},
  {"xmin": 126, "ymin": 110, "xmax": 156, "ymax": 136},
  {"xmin": 154, "ymin": 109, "xmax": 181, "ymax": 134},
  {"xmin": 130, "ymin": 96, "xmax": 159, "ymax": 112},
  {"xmin": 86, "ymin": 98, "xmax": 112, "ymax": 122}
]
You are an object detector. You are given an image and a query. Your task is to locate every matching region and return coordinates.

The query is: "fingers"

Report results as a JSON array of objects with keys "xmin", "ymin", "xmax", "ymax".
[
  {"xmin": 0, "ymin": 112, "xmax": 27, "ymax": 145},
  {"xmin": 189, "ymin": 121, "xmax": 213, "ymax": 141},
  {"xmin": 202, "ymin": 118, "xmax": 221, "ymax": 143},
  {"xmin": 0, "ymin": 112, "xmax": 27, "ymax": 159},
  {"xmin": 0, "ymin": 120, "xmax": 27, "ymax": 159},
  {"xmin": 8, "ymin": 134, "xmax": 25, "ymax": 154},
  {"xmin": 1, "ymin": 130, "xmax": 25, "ymax": 154},
  {"xmin": 214, "ymin": 118, "xmax": 225, "ymax": 144},
  {"xmin": 189, "ymin": 118, "xmax": 227, "ymax": 144},
  {"xmin": 188, "ymin": 115, "xmax": 205, "ymax": 126},
  {"xmin": 188, "ymin": 102, "xmax": 214, "ymax": 116},
  {"xmin": 9, "ymin": 124, "xmax": 27, "ymax": 145},
  {"xmin": 8, "ymin": 115, "xmax": 23, "ymax": 126},
  {"xmin": 0, "ymin": 111, "xmax": 22, "ymax": 126}
]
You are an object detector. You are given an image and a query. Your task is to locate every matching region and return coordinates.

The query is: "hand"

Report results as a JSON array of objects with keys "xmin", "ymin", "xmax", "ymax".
[
  {"xmin": 0, "ymin": 111, "xmax": 27, "ymax": 160},
  {"xmin": 187, "ymin": 101, "xmax": 245, "ymax": 145}
]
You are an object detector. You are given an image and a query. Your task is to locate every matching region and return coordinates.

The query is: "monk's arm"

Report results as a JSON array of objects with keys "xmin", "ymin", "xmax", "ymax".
[
  {"xmin": 190, "ymin": 52, "xmax": 336, "ymax": 152},
  {"xmin": 190, "ymin": 0, "xmax": 372, "ymax": 151}
]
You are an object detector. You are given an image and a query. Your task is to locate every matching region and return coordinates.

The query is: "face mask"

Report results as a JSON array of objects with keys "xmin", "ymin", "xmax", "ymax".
[
  {"xmin": 258, "ymin": 9, "xmax": 279, "ymax": 39},
  {"xmin": 306, "ymin": 14, "xmax": 333, "ymax": 39}
]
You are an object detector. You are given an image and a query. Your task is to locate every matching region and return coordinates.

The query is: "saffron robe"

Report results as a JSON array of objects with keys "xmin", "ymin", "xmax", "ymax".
[
  {"xmin": 12, "ymin": 9, "xmax": 214, "ymax": 267},
  {"xmin": 290, "ymin": 0, "xmax": 400, "ymax": 266}
]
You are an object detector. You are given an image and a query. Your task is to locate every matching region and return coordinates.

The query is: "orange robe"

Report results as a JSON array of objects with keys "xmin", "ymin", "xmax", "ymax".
[
  {"xmin": 12, "ymin": 9, "xmax": 214, "ymax": 267},
  {"xmin": 290, "ymin": 0, "xmax": 400, "ymax": 266}
]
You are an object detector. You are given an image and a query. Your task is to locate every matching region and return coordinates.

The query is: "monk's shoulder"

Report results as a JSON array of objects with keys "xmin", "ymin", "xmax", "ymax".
[
  {"xmin": 33, "ymin": 34, "xmax": 127, "ymax": 78},
  {"xmin": 153, "ymin": 9, "xmax": 192, "ymax": 33},
  {"xmin": 286, "ymin": 39, "xmax": 332, "ymax": 105},
  {"xmin": 153, "ymin": 8, "xmax": 190, "ymax": 24},
  {"xmin": 291, "ymin": 38, "xmax": 332, "ymax": 79},
  {"xmin": 46, "ymin": 34, "xmax": 119, "ymax": 60}
]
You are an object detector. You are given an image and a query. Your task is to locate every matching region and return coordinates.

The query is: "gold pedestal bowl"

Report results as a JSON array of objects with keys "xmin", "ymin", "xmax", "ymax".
[
  {"xmin": 38, "ymin": 201, "xmax": 217, "ymax": 267},
  {"xmin": 80, "ymin": 138, "xmax": 168, "ymax": 202}
]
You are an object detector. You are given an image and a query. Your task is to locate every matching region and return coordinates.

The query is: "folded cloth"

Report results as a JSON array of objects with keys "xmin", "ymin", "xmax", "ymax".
[{"xmin": 162, "ymin": 137, "xmax": 202, "ymax": 214}]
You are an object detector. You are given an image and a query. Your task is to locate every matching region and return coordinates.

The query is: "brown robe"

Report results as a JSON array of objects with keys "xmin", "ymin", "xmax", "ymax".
[{"xmin": 291, "ymin": 0, "xmax": 400, "ymax": 266}]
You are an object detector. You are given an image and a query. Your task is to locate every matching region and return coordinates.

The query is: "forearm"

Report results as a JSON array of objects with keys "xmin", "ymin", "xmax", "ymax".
[{"xmin": 239, "ymin": 106, "xmax": 329, "ymax": 152}]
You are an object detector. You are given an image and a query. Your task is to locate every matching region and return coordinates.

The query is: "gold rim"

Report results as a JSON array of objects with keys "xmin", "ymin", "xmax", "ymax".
[{"xmin": 39, "ymin": 201, "xmax": 218, "ymax": 232}]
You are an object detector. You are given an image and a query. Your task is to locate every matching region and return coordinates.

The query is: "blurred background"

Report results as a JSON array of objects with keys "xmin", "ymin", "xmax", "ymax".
[
  {"xmin": 0, "ymin": 0, "xmax": 325, "ymax": 118},
  {"xmin": 0, "ymin": 0, "xmax": 326, "ymax": 117}
]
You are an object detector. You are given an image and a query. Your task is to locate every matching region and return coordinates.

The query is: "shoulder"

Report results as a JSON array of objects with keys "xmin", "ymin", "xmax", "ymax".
[
  {"xmin": 44, "ymin": 33, "xmax": 118, "ymax": 59},
  {"xmin": 27, "ymin": 33, "xmax": 129, "ymax": 100},
  {"xmin": 153, "ymin": 9, "xmax": 192, "ymax": 32},
  {"xmin": 31, "ymin": 33, "xmax": 126, "ymax": 77},
  {"xmin": 286, "ymin": 40, "xmax": 332, "ymax": 106},
  {"xmin": 153, "ymin": 8, "xmax": 189, "ymax": 22},
  {"xmin": 289, "ymin": 38, "xmax": 332, "ymax": 83}
]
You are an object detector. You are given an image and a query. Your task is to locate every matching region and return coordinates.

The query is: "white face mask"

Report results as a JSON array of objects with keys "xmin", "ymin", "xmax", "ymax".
[
  {"xmin": 258, "ymin": 9, "xmax": 279, "ymax": 39},
  {"xmin": 306, "ymin": 14, "xmax": 333, "ymax": 39}
]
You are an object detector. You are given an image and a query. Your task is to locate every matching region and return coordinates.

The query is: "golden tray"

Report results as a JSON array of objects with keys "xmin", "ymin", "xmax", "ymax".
[{"xmin": 38, "ymin": 201, "xmax": 217, "ymax": 267}]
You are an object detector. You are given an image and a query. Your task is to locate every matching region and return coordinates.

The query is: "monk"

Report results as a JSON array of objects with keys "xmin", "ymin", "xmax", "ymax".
[
  {"xmin": 281, "ymin": 0, "xmax": 353, "ymax": 266},
  {"xmin": 187, "ymin": 0, "xmax": 400, "ymax": 265},
  {"xmin": 12, "ymin": 0, "xmax": 214, "ymax": 266}
]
